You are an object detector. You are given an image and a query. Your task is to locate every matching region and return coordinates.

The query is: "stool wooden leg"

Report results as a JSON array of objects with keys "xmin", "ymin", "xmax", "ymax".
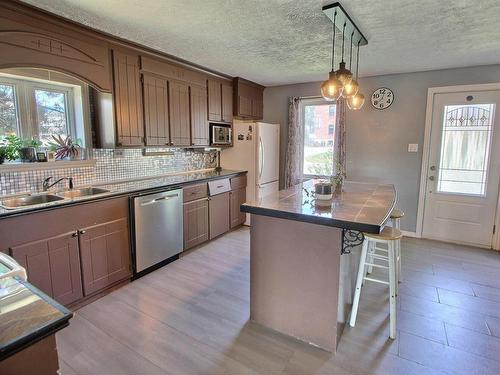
[
  {"xmin": 388, "ymin": 241, "xmax": 397, "ymax": 339},
  {"xmin": 350, "ymin": 240, "xmax": 369, "ymax": 328}
]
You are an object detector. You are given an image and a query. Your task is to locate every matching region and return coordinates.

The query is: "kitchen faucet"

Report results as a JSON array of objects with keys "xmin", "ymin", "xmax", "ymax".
[{"xmin": 42, "ymin": 176, "xmax": 74, "ymax": 192}]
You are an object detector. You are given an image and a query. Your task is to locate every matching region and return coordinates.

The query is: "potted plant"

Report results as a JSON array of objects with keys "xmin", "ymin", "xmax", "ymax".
[
  {"xmin": 49, "ymin": 135, "xmax": 81, "ymax": 160},
  {"xmin": 19, "ymin": 138, "xmax": 42, "ymax": 162},
  {"xmin": 0, "ymin": 134, "xmax": 22, "ymax": 162}
]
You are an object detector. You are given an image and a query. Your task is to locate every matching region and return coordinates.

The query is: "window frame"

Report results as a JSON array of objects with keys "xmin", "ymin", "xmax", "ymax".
[
  {"xmin": 0, "ymin": 75, "xmax": 78, "ymax": 143},
  {"xmin": 299, "ymin": 97, "xmax": 337, "ymax": 179}
]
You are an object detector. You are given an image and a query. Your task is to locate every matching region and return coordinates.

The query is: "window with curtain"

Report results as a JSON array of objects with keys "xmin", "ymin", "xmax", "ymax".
[{"xmin": 300, "ymin": 98, "xmax": 336, "ymax": 177}]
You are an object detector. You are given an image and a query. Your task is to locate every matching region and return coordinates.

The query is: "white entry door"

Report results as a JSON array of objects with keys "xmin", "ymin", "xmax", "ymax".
[{"xmin": 422, "ymin": 90, "xmax": 500, "ymax": 247}]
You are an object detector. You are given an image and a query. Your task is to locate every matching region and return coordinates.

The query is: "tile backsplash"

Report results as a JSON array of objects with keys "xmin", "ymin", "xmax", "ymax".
[{"xmin": 0, "ymin": 148, "xmax": 217, "ymax": 196}]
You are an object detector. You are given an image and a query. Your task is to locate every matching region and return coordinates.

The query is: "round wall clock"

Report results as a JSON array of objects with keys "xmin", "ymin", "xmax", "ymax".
[{"xmin": 371, "ymin": 87, "xmax": 394, "ymax": 110}]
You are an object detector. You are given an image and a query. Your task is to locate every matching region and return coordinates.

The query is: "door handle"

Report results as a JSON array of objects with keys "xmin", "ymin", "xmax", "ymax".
[
  {"xmin": 72, "ymin": 232, "xmax": 78, "ymax": 237},
  {"xmin": 79, "ymin": 230, "xmax": 86, "ymax": 235},
  {"xmin": 429, "ymin": 176, "xmax": 435, "ymax": 181},
  {"xmin": 259, "ymin": 138, "xmax": 264, "ymax": 179}
]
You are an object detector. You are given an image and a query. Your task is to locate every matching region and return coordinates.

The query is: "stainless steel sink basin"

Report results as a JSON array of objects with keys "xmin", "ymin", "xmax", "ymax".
[
  {"xmin": 1, "ymin": 194, "xmax": 64, "ymax": 209},
  {"xmin": 56, "ymin": 187, "xmax": 110, "ymax": 199}
]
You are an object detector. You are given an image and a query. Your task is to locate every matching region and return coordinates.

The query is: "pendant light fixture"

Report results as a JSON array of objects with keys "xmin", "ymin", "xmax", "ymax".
[
  {"xmin": 335, "ymin": 22, "xmax": 353, "ymax": 87},
  {"xmin": 321, "ymin": 11, "xmax": 343, "ymax": 101},
  {"xmin": 347, "ymin": 40, "xmax": 365, "ymax": 110},
  {"xmin": 341, "ymin": 31, "xmax": 359, "ymax": 98},
  {"xmin": 322, "ymin": 2, "xmax": 367, "ymax": 109}
]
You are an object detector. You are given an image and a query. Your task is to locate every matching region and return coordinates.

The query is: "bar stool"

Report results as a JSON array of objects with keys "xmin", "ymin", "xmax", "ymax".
[
  {"xmin": 390, "ymin": 209, "xmax": 404, "ymax": 284},
  {"xmin": 349, "ymin": 226, "xmax": 403, "ymax": 339}
]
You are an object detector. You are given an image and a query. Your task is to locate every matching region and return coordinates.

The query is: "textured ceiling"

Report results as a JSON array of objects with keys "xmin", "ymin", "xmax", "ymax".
[{"xmin": 19, "ymin": 0, "xmax": 500, "ymax": 86}]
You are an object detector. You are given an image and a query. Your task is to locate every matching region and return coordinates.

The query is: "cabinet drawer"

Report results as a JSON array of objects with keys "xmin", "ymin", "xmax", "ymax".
[
  {"xmin": 230, "ymin": 175, "xmax": 247, "ymax": 190},
  {"xmin": 183, "ymin": 183, "xmax": 208, "ymax": 202},
  {"xmin": 208, "ymin": 178, "xmax": 231, "ymax": 196}
]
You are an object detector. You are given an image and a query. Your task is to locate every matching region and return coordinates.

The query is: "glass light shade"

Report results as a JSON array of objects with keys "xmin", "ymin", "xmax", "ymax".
[
  {"xmin": 341, "ymin": 79, "xmax": 359, "ymax": 98},
  {"xmin": 321, "ymin": 71, "xmax": 343, "ymax": 101},
  {"xmin": 347, "ymin": 93, "xmax": 365, "ymax": 110},
  {"xmin": 335, "ymin": 61, "xmax": 353, "ymax": 86}
]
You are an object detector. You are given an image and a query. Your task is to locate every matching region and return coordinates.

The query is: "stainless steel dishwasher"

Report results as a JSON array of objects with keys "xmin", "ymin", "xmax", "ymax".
[{"xmin": 133, "ymin": 188, "xmax": 183, "ymax": 275}]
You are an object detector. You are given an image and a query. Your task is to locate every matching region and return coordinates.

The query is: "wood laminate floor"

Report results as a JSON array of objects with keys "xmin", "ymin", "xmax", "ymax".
[{"xmin": 58, "ymin": 227, "xmax": 500, "ymax": 375}]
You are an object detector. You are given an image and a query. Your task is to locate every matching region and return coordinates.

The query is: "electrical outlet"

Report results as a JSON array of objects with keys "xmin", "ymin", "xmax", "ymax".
[
  {"xmin": 408, "ymin": 144, "xmax": 418, "ymax": 153},
  {"xmin": 113, "ymin": 149, "xmax": 125, "ymax": 158}
]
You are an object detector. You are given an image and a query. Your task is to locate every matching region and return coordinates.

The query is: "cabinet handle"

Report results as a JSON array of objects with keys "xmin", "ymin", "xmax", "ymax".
[
  {"xmin": 72, "ymin": 232, "xmax": 78, "ymax": 237},
  {"xmin": 79, "ymin": 230, "xmax": 86, "ymax": 235}
]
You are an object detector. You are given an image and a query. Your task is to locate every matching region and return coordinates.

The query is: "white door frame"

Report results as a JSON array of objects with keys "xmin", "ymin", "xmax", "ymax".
[{"xmin": 416, "ymin": 83, "xmax": 500, "ymax": 250}]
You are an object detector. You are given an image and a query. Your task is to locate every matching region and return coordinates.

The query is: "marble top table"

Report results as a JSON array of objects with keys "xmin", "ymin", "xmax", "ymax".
[{"xmin": 241, "ymin": 179, "xmax": 396, "ymax": 233}]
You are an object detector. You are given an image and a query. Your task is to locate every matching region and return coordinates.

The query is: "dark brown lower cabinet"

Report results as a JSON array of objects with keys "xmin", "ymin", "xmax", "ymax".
[
  {"xmin": 11, "ymin": 232, "xmax": 83, "ymax": 305},
  {"xmin": 209, "ymin": 192, "xmax": 230, "ymax": 240},
  {"xmin": 79, "ymin": 218, "xmax": 131, "ymax": 296},
  {"xmin": 183, "ymin": 198, "xmax": 209, "ymax": 250},
  {"xmin": 230, "ymin": 187, "xmax": 247, "ymax": 228}
]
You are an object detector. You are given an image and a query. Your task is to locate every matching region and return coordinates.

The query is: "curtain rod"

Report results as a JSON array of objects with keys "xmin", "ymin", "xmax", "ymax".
[{"xmin": 299, "ymin": 95, "xmax": 323, "ymax": 100}]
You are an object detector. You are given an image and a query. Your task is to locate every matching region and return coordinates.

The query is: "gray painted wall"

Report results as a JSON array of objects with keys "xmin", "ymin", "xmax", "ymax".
[{"xmin": 263, "ymin": 64, "xmax": 500, "ymax": 232}]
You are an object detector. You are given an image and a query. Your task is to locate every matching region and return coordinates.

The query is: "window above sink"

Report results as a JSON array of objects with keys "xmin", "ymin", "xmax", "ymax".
[{"xmin": 0, "ymin": 67, "xmax": 99, "ymax": 168}]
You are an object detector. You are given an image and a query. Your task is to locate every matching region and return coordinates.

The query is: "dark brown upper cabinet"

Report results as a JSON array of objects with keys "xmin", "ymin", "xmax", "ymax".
[
  {"xmin": 142, "ymin": 74, "xmax": 170, "ymax": 146},
  {"xmin": 221, "ymin": 82, "xmax": 233, "ymax": 123},
  {"xmin": 233, "ymin": 77, "xmax": 264, "ymax": 120},
  {"xmin": 169, "ymin": 80, "xmax": 191, "ymax": 146},
  {"xmin": 207, "ymin": 79, "xmax": 222, "ymax": 122},
  {"xmin": 207, "ymin": 79, "xmax": 233, "ymax": 123},
  {"xmin": 112, "ymin": 49, "xmax": 145, "ymax": 147},
  {"xmin": 190, "ymin": 85, "xmax": 209, "ymax": 146}
]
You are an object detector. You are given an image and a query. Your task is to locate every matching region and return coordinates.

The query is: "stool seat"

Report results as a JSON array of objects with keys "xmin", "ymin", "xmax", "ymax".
[
  {"xmin": 390, "ymin": 209, "xmax": 404, "ymax": 219},
  {"xmin": 364, "ymin": 227, "xmax": 402, "ymax": 241}
]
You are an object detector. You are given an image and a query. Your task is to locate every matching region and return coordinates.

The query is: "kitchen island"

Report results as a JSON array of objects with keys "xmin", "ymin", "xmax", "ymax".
[{"xmin": 241, "ymin": 179, "xmax": 396, "ymax": 352}]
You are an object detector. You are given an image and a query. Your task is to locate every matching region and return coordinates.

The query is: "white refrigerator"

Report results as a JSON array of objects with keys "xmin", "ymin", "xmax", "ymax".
[{"xmin": 221, "ymin": 120, "xmax": 280, "ymax": 223}]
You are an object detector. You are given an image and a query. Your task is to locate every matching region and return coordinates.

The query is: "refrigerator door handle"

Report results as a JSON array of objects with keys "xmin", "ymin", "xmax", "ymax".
[{"xmin": 259, "ymin": 137, "xmax": 264, "ymax": 180}]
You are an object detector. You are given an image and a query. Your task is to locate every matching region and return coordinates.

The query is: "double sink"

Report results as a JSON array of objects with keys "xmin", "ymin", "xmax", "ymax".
[{"xmin": 0, "ymin": 187, "xmax": 110, "ymax": 209}]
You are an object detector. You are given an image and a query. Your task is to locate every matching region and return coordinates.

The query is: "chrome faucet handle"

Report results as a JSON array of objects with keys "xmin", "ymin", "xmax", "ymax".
[{"xmin": 42, "ymin": 176, "xmax": 52, "ymax": 191}]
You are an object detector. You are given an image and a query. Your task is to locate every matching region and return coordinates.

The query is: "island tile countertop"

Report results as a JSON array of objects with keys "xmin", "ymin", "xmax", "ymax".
[
  {"xmin": 0, "ymin": 169, "xmax": 246, "ymax": 219},
  {"xmin": 241, "ymin": 179, "xmax": 396, "ymax": 233},
  {"xmin": 0, "ymin": 276, "xmax": 72, "ymax": 361}
]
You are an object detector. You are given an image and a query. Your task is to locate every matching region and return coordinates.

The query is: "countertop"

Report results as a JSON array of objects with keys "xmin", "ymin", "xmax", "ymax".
[
  {"xmin": 0, "ymin": 169, "xmax": 246, "ymax": 219},
  {"xmin": 0, "ymin": 276, "xmax": 72, "ymax": 361},
  {"xmin": 241, "ymin": 179, "xmax": 396, "ymax": 233}
]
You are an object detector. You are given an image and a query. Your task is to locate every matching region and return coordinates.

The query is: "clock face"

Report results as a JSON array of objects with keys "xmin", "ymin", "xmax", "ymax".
[{"xmin": 371, "ymin": 88, "xmax": 394, "ymax": 110}]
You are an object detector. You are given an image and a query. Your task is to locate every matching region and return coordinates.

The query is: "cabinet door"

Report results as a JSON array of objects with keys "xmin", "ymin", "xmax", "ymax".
[
  {"xmin": 11, "ymin": 232, "xmax": 83, "ymax": 305},
  {"xmin": 112, "ymin": 50, "xmax": 144, "ymax": 146},
  {"xmin": 209, "ymin": 192, "xmax": 230, "ymax": 239},
  {"xmin": 252, "ymin": 99, "xmax": 264, "ymax": 120},
  {"xmin": 143, "ymin": 74, "xmax": 170, "ymax": 146},
  {"xmin": 238, "ymin": 95, "xmax": 253, "ymax": 117},
  {"xmin": 207, "ymin": 79, "xmax": 222, "ymax": 121},
  {"xmin": 183, "ymin": 198, "xmax": 209, "ymax": 250},
  {"xmin": 169, "ymin": 80, "xmax": 191, "ymax": 146},
  {"xmin": 221, "ymin": 83, "xmax": 233, "ymax": 123},
  {"xmin": 190, "ymin": 85, "xmax": 209, "ymax": 146},
  {"xmin": 230, "ymin": 187, "xmax": 247, "ymax": 228},
  {"xmin": 79, "ymin": 218, "xmax": 131, "ymax": 296}
]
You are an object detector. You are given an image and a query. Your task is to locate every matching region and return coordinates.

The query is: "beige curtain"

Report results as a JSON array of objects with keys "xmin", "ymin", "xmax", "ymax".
[
  {"xmin": 334, "ymin": 97, "xmax": 347, "ymax": 179},
  {"xmin": 284, "ymin": 97, "xmax": 303, "ymax": 188}
]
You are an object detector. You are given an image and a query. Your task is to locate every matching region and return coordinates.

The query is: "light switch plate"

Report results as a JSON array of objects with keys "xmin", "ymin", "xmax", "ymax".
[{"xmin": 408, "ymin": 143, "xmax": 418, "ymax": 152}]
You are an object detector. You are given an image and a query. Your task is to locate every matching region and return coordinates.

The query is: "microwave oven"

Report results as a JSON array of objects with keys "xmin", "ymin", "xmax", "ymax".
[{"xmin": 211, "ymin": 124, "xmax": 232, "ymax": 145}]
